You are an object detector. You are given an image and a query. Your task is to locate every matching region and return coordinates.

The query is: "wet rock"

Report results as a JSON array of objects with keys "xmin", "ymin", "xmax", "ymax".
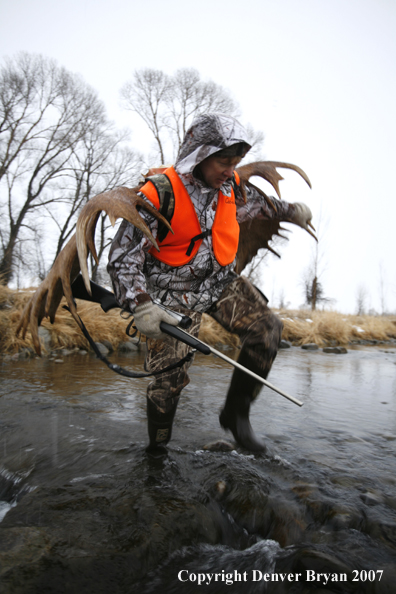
[
  {"xmin": 18, "ymin": 348, "xmax": 33, "ymax": 359},
  {"xmin": 94, "ymin": 342, "xmax": 109, "ymax": 356},
  {"xmin": 215, "ymin": 480, "xmax": 227, "ymax": 495},
  {"xmin": 323, "ymin": 347, "xmax": 348, "ymax": 354},
  {"xmin": 275, "ymin": 547, "xmax": 355, "ymax": 591},
  {"xmin": 330, "ymin": 475, "xmax": 363, "ymax": 488},
  {"xmin": 328, "ymin": 504, "xmax": 363, "ymax": 531},
  {"xmin": 384, "ymin": 495, "xmax": 396, "ymax": 511},
  {"xmin": 291, "ymin": 482, "xmax": 319, "ymax": 500},
  {"xmin": 216, "ymin": 472, "xmax": 307, "ymax": 545},
  {"xmin": 60, "ymin": 348, "xmax": 74, "ymax": 356},
  {"xmin": 101, "ymin": 340, "xmax": 114, "ymax": 353},
  {"xmin": 373, "ymin": 563, "xmax": 396, "ymax": 594},
  {"xmin": 279, "ymin": 340, "xmax": 291, "ymax": 349},
  {"xmin": 0, "ymin": 526, "xmax": 52, "ymax": 582},
  {"xmin": 364, "ymin": 516, "xmax": 396, "ymax": 548},
  {"xmin": 203, "ymin": 439, "xmax": 234, "ymax": 452},
  {"xmin": 301, "ymin": 343, "xmax": 319, "ymax": 350},
  {"xmin": 360, "ymin": 492, "xmax": 384, "ymax": 506},
  {"xmin": 38, "ymin": 327, "xmax": 52, "ymax": 352},
  {"xmin": 0, "ymin": 471, "xmax": 236, "ymax": 593},
  {"xmin": 119, "ymin": 340, "xmax": 139, "ymax": 352}
]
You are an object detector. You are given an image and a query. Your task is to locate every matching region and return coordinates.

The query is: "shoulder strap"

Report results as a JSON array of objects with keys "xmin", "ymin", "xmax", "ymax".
[
  {"xmin": 231, "ymin": 171, "xmax": 240, "ymax": 197},
  {"xmin": 146, "ymin": 173, "xmax": 175, "ymax": 242}
]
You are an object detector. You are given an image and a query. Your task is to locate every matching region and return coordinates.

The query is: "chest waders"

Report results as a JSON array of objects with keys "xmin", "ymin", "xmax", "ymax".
[{"xmin": 71, "ymin": 274, "xmax": 303, "ymax": 456}]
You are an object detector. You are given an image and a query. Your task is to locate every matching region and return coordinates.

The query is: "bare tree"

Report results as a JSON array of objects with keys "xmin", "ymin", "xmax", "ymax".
[
  {"xmin": 164, "ymin": 68, "xmax": 240, "ymax": 156},
  {"xmin": 120, "ymin": 68, "xmax": 171, "ymax": 164},
  {"xmin": 378, "ymin": 261, "xmax": 387, "ymax": 315},
  {"xmin": 46, "ymin": 125, "xmax": 143, "ymax": 271},
  {"xmin": 302, "ymin": 268, "xmax": 326, "ymax": 310},
  {"xmin": 87, "ymin": 145, "xmax": 143, "ymax": 283},
  {"xmin": 120, "ymin": 67, "xmax": 261, "ymax": 164},
  {"xmin": 278, "ymin": 288, "xmax": 289, "ymax": 310},
  {"xmin": 301, "ymin": 207, "xmax": 332, "ymax": 310},
  {"xmin": 0, "ymin": 53, "xmax": 106, "ymax": 284},
  {"xmin": 356, "ymin": 284, "xmax": 368, "ymax": 316}
]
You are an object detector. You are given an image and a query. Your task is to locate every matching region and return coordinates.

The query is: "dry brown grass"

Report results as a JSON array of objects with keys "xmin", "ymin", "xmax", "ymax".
[
  {"xmin": 0, "ymin": 284, "xmax": 134, "ymax": 355},
  {"xmin": 1, "ymin": 284, "xmax": 395, "ymax": 355},
  {"xmin": 277, "ymin": 308, "xmax": 396, "ymax": 346}
]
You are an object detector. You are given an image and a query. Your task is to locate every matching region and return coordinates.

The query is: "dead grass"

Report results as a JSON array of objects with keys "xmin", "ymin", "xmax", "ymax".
[
  {"xmin": 277, "ymin": 308, "xmax": 396, "ymax": 346},
  {"xmin": 1, "ymin": 284, "xmax": 395, "ymax": 355}
]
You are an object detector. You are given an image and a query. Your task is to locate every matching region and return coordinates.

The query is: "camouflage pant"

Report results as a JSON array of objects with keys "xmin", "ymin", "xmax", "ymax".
[{"xmin": 145, "ymin": 276, "xmax": 283, "ymax": 413}]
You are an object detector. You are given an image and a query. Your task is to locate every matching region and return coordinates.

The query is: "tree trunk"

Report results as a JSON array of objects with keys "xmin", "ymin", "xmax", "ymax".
[{"xmin": 311, "ymin": 276, "xmax": 318, "ymax": 311}]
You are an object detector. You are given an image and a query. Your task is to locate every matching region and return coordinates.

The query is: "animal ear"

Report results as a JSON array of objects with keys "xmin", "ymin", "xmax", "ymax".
[{"xmin": 17, "ymin": 186, "xmax": 172, "ymax": 355}]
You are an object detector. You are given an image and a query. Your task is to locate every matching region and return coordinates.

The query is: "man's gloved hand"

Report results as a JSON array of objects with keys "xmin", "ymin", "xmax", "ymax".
[
  {"xmin": 291, "ymin": 203, "xmax": 317, "ymax": 240},
  {"xmin": 133, "ymin": 293, "xmax": 179, "ymax": 340}
]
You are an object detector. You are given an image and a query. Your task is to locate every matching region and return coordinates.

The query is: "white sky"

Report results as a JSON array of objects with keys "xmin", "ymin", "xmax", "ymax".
[{"xmin": 1, "ymin": 0, "xmax": 395, "ymax": 313}]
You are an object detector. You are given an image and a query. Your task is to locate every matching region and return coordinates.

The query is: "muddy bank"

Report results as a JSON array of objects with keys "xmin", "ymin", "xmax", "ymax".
[{"xmin": 1, "ymin": 346, "xmax": 396, "ymax": 592}]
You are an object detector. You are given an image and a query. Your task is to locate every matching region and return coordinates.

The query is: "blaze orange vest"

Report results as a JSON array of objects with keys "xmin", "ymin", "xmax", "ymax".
[{"xmin": 139, "ymin": 166, "xmax": 240, "ymax": 267}]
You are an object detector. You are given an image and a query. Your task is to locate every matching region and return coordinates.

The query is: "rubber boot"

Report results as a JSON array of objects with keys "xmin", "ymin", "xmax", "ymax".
[
  {"xmin": 219, "ymin": 348, "xmax": 267, "ymax": 452},
  {"xmin": 145, "ymin": 398, "xmax": 178, "ymax": 458}
]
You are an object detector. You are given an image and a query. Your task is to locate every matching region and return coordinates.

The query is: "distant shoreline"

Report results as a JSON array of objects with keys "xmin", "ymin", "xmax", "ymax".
[{"xmin": 1, "ymin": 285, "xmax": 396, "ymax": 357}]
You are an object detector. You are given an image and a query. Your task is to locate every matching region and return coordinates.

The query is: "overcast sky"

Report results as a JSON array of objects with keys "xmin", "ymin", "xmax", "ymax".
[{"xmin": 1, "ymin": 0, "xmax": 395, "ymax": 314}]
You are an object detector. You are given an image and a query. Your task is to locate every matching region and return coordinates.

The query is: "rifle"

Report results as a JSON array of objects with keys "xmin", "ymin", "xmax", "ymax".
[{"xmin": 71, "ymin": 275, "xmax": 303, "ymax": 407}]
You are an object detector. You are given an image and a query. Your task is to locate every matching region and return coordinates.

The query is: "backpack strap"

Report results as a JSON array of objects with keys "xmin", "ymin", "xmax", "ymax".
[
  {"xmin": 145, "ymin": 173, "xmax": 175, "ymax": 242},
  {"xmin": 231, "ymin": 171, "xmax": 240, "ymax": 198}
]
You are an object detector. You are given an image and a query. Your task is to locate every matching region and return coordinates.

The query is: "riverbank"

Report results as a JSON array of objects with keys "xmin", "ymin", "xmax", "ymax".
[{"xmin": 1, "ymin": 283, "xmax": 396, "ymax": 356}]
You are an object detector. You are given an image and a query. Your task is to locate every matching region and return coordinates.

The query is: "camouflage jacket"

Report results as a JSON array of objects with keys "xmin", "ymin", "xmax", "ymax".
[{"xmin": 107, "ymin": 114, "xmax": 295, "ymax": 313}]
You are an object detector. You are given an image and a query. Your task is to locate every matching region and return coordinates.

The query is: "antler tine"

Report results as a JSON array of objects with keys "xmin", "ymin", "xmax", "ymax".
[
  {"xmin": 267, "ymin": 244, "xmax": 281, "ymax": 258},
  {"xmin": 86, "ymin": 211, "xmax": 101, "ymax": 266},
  {"xmin": 76, "ymin": 187, "xmax": 173, "ymax": 293},
  {"xmin": 236, "ymin": 161, "xmax": 312, "ymax": 199},
  {"xmin": 306, "ymin": 221, "xmax": 318, "ymax": 241},
  {"xmin": 16, "ymin": 235, "xmax": 81, "ymax": 355}
]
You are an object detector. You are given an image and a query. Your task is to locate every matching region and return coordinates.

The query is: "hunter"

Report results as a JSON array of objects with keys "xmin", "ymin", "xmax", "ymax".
[{"xmin": 107, "ymin": 114, "xmax": 312, "ymax": 456}]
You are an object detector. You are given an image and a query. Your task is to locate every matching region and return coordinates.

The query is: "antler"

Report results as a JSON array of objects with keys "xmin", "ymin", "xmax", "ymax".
[
  {"xmin": 236, "ymin": 160, "xmax": 312, "ymax": 201},
  {"xmin": 235, "ymin": 161, "xmax": 313, "ymax": 274},
  {"xmin": 76, "ymin": 187, "xmax": 172, "ymax": 293},
  {"xmin": 16, "ymin": 235, "xmax": 82, "ymax": 355},
  {"xmin": 17, "ymin": 186, "xmax": 173, "ymax": 355}
]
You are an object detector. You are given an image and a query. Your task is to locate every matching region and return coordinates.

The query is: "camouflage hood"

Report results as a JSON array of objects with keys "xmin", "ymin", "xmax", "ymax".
[{"xmin": 175, "ymin": 114, "xmax": 251, "ymax": 176}]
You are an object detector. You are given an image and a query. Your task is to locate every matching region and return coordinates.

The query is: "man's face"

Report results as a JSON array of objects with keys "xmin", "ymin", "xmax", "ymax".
[{"xmin": 199, "ymin": 154, "xmax": 242, "ymax": 189}]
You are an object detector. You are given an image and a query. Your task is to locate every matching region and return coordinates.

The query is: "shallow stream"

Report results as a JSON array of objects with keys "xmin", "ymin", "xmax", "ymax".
[{"xmin": 1, "ymin": 344, "xmax": 396, "ymax": 592}]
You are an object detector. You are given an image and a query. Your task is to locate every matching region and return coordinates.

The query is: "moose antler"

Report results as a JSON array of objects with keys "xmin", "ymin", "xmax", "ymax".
[
  {"xmin": 17, "ymin": 186, "xmax": 173, "ymax": 355},
  {"xmin": 236, "ymin": 160, "xmax": 312, "ymax": 201},
  {"xmin": 76, "ymin": 187, "xmax": 173, "ymax": 294},
  {"xmin": 235, "ymin": 161, "xmax": 315, "ymax": 273}
]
